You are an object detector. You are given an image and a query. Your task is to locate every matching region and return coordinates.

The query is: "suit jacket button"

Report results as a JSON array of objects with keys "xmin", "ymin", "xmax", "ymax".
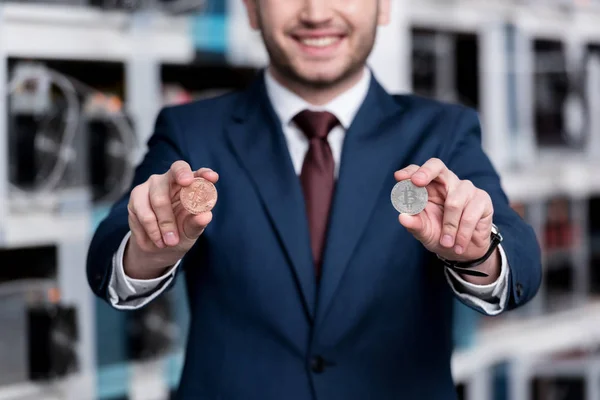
[
  {"xmin": 311, "ymin": 356, "xmax": 326, "ymax": 373},
  {"xmin": 516, "ymin": 283, "xmax": 523, "ymax": 298},
  {"xmin": 96, "ymin": 274, "xmax": 102, "ymax": 282}
]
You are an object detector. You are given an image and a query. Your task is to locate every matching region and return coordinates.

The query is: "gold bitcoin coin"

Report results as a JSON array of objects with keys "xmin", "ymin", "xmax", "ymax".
[{"xmin": 179, "ymin": 177, "xmax": 218, "ymax": 214}]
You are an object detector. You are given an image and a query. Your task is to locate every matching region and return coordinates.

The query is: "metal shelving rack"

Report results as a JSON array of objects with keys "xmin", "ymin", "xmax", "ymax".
[
  {"xmin": 392, "ymin": 1, "xmax": 600, "ymax": 399},
  {"xmin": 0, "ymin": 3, "xmax": 194, "ymax": 399},
  {"xmin": 2, "ymin": 0, "xmax": 600, "ymax": 399}
]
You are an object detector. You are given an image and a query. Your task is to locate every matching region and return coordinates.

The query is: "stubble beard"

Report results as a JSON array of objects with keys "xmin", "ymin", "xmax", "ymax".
[{"xmin": 257, "ymin": 13, "xmax": 378, "ymax": 92}]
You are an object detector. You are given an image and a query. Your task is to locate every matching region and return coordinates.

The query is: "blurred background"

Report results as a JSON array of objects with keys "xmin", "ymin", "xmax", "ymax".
[{"xmin": 0, "ymin": 0, "xmax": 600, "ymax": 399}]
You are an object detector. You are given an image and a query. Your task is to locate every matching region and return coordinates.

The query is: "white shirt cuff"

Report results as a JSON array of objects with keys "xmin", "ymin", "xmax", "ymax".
[
  {"xmin": 107, "ymin": 231, "xmax": 181, "ymax": 310},
  {"xmin": 444, "ymin": 244, "xmax": 510, "ymax": 316}
]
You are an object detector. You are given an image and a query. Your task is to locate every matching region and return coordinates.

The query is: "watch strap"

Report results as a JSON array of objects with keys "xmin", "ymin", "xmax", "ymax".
[{"xmin": 437, "ymin": 225, "xmax": 503, "ymax": 278}]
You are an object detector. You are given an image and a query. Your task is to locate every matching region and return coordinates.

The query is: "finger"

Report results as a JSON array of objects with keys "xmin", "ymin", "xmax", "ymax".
[
  {"xmin": 183, "ymin": 211, "xmax": 213, "ymax": 240},
  {"xmin": 394, "ymin": 164, "xmax": 419, "ymax": 181},
  {"xmin": 454, "ymin": 194, "xmax": 487, "ymax": 255},
  {"xmin": 399, "ymin": 213, "xmax": 428, "ymax": 242},
  {"xmin": 194, "ymin": 167, "xmax": 219, "ymax": 184},
  {"xmin": 168, "ymin": 160, "xmax": 195, "ymax": 187},
  {"xmin": 128, "ymin": 211, "xmax": 156, "ymax": 252},
  {"xmin": 148, "ymin": 175, "xmax": 180, "ymax": 247},
  {"xmin": 440, "ymin": 180, "xmax": 475, "ymax": 249},
  {"xmin": 411, "ymin": 158, "xmax": 459, "ymax": 189},
  {"xmin": 129, "ymin": 190, "xmax": 165, "ymax": 249}
]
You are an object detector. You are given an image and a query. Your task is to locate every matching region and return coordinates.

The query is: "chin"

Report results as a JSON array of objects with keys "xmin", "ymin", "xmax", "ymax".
[{"xmin": 293, "ymin": 64, "xmax": 351, "ymax": 86}]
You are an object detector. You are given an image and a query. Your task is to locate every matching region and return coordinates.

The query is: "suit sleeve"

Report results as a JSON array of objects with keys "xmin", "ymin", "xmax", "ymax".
[
  {"xmin": 443, "ymin": 107, "xmax": 542, "ymax": 313},
  {"xmin": 86, "ymin": 107, "xmax": 187, "ymax": 306},
  {"xmin": 107, "ymin": 231, "xmax": 181, "ymax": 309}
]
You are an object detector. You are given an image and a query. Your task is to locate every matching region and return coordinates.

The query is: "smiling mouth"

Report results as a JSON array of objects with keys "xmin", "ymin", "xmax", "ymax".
[
  {"xmin": 297, "ymin": 36, "xmax": 342, "ymax": 48},
  {"xmin": 291, "ymin": 33, "xmax": 346, "ymax": 57}
]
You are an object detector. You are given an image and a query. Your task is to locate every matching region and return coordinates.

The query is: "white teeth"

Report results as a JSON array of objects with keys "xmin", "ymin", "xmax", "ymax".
[{"xmin": 300, "ymin": 37, "xmax": 338, "ymax": 47}]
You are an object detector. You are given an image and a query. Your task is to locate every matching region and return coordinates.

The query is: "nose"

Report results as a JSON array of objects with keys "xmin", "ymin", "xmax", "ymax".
[{"xmin": 300, "ymin": 0, "xmax": 333, "ymax": 25}]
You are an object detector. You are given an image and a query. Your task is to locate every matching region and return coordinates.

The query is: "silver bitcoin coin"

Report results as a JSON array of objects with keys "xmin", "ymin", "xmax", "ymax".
[{"xmin": 390, "ymin": 180, "xmax": 428, "ymax": 215}]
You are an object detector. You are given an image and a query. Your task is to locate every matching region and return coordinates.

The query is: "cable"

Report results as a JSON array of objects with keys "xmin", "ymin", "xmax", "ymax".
[
  {"xmin": 49, "ymin": 70, "xmax": 139, "ymax": 202},
  {"xmin": 8, "ymin": 64, "xmax": 80, "ymax": 194},
  {"xmin": 88, "ymin": 109, "xmax": 138, "ymax": 202},
  {"xmin": 7, "ymin": 63, "xmax": 137, "ymax": 203},
  {"xmin": 34, "ymin": 68, "xmax": 81, "ymax": 193},
  {"xmin": 561, "ymin": 56, "xmax": 591, "ymax": 150}
]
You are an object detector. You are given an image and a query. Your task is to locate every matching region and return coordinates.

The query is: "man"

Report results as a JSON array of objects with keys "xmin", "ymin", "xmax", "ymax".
[{"xmin": 87, "ymin": 0, "xmax": 542, "ymax": 398}]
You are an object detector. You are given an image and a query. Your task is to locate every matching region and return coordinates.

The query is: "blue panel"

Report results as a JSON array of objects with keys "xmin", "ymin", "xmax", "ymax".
[
  {"xmin": 202, "ymin": 0, "xmax": 226, "ymax": 13},
  {"xmin": 172, "ymin": 275, "xmax": 190, "ymax": 348},
  {"xmin": 192, "ymin": 13, "xmax": 227, "ymax": 53},
  {"xmin": 96, "ymin": 363, "xmax": 131, "ymax": 400},
  {"xmin": 191, "ymin": 0, "xmax": 227, "ymax": 52},
  {"xmin": 452, "ymin": 298, "xmax": 480, "ymax": 350},
  {"xmin": 165, "ymin": 352, "xmax": 185, "ymax": 389},
  {"xmin": 493, "ymin": 362, "xmax": 509, "ymax": 400},
  {"xmin": 91, "ymin": 205, "xmax": 111, "ymax": 231},
  {"xmin": 164, "ymin": 271, "xmax": 190, "ymax": 388},
  {"xmin": 92, "ymin": 205, "xmax": 128, "ymax": 366},
  {"xmin": 95, "ymin": 300, "xmax": 128, "ymax": 366},
  {"xmin": 92, "ymin": 205, "xmax": 130, "ymax": 398}
]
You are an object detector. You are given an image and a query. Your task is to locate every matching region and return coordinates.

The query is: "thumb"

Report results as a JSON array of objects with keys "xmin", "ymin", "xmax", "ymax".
[
  {"xmin": 182, "ymin": 212, "xmax": 213, "ymax": 241},
  {"xmin": 399, "ymin": 213, "xmax": 427, "ymax": 241},
  {"xmin": 169, "ymin": 160, "xmax": 195, "ymax": 187}
]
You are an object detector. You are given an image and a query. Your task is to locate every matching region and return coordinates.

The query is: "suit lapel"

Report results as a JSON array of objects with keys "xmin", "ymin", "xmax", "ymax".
[
  {"xmin": 315, "ymin": 76, "xmax": 415, "ymax": 326},
  {"xmin": 225, "ymin": 74, "xmax": 317, "ymax": 320}
]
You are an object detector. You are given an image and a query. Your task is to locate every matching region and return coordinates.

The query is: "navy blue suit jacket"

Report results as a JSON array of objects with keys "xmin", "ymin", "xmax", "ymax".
[{"xmin": 87, "ymin": 71, "xmax": 541, "ymax": 399}]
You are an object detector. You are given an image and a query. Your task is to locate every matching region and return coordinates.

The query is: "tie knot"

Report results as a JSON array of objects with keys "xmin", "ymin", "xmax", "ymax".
[{"xmin": 293, "ymin": 110, "xmax": 339, "ymax": 140}]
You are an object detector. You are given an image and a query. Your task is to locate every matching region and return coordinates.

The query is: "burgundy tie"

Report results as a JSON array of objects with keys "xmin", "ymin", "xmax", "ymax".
[{"xmin": 293, "ymin": 110, "xmax": 339, "ymax": 279}]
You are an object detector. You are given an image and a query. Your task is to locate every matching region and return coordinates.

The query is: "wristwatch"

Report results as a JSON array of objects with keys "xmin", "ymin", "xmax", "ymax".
[{"xmin": 436, "ymin": 224, "xmax": 503, "ymax": 277}]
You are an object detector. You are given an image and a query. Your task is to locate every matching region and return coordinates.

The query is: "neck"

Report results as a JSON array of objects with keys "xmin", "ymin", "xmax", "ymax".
[{"xmin": 267, "ymin": 65, "xmax": 366, "ymax": 106}]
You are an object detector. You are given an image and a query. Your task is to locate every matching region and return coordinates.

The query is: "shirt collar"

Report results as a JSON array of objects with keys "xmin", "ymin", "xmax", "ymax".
[{"xmin": 264, "ymin": 67, "xmax": 371, "ymax": 130}]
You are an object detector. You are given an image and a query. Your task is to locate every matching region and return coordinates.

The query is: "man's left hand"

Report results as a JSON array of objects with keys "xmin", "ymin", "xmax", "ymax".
[{"xmin": 394, "ymin": 158, "xmax": 500, "ymax": 283}]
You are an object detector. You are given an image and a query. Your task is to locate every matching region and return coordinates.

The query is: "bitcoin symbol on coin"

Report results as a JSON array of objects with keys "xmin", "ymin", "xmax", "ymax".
[
  {"xmin": 390, "ymin": 179, "xmax": 427, "ymax": 215},
  {"xmin": 401, "ymin": 187, "xmax": 419, "ymax": 212},
  {"xmin": 187, "ymin": 186, "xmax": 209, "ymax": 209},
  {"xmin": 180, "ymin": 177, "xmax": 218, "ymax": 214}
]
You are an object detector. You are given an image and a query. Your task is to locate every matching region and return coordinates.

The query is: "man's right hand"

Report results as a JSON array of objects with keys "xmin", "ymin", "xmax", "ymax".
[{"xmin": 124, "ymin": 161, "xmax": 219, "ymax": 280}]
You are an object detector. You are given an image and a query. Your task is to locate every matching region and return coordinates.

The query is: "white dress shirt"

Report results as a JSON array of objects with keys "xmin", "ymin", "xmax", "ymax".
[{"xmin": 108, "ymin": 67, "xmax": 510, "ymax": 315}]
